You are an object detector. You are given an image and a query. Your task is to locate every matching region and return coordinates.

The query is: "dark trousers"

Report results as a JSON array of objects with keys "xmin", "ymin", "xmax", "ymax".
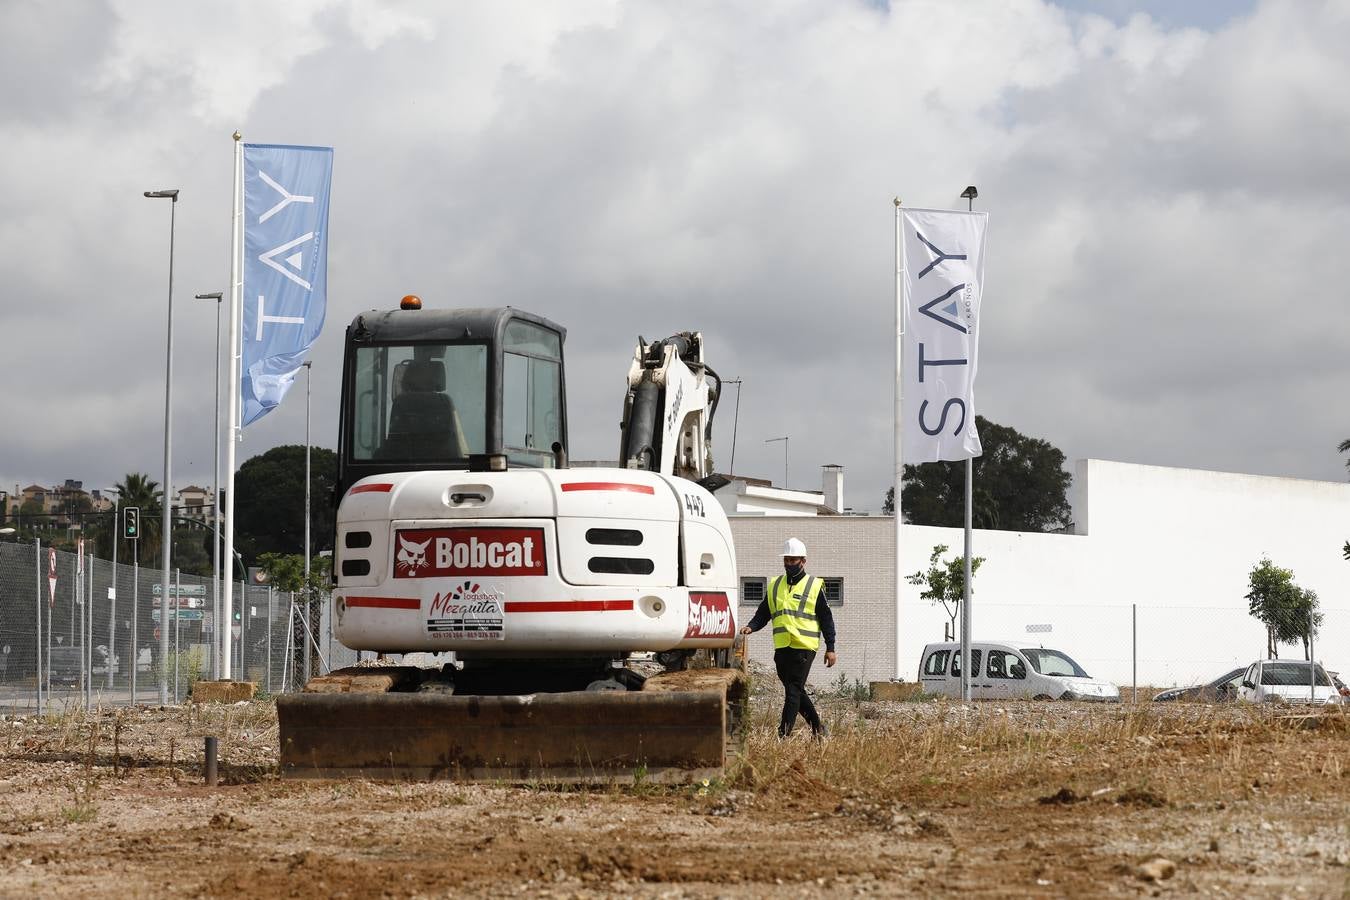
[{"xmin": 774, "ymin": 647, "xmax": 823, "ymax": 737}]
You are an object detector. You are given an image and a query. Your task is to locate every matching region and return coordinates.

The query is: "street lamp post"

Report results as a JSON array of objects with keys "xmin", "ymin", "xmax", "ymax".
[
  {"xmin": 145, "ymin": 187, "xmax": 179, "ymax": 706},
  {"xmin": 765, "ymin": 436, "xmax": 789, "ymax": 489},
  {"xmin": 196, "ymin": 291, "xmax": 224, "ymax": 679},
  {"xmin": 302, "ymin": 360, "xmax": 313, "ymax": 682},
  {"xmin": 725, "ymin": 379, "xmax": 743, "ymax": 477}
]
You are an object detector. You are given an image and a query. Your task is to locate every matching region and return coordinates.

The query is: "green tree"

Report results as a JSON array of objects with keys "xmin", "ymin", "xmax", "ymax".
[
  {"xmin": 885, "ymin": 416, "xmax": 1073, "ymax": 532},
  {"xmin": 1245, "ymin": 557, "xmax": 1320, "ymax": 659},
  {"xmin": 235, "ymin": 445, "xmax": 338, "ymax": 563},
  {"xmin": 905, "ymin": 544, "xmax": 985, "ymax": 641},
  {"xmin": 258, "ymin": 552, "xmax": 333, "ymax": 685},
  {"xmin": 1287, "ymin": 588, "xmax": 1322, "ymax": 661}
]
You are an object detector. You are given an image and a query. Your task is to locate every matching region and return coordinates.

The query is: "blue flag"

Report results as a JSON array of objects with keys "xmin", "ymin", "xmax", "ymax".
[{"xmin": 241, "ymin": 143, "xmax": 333, "ymax": 426}]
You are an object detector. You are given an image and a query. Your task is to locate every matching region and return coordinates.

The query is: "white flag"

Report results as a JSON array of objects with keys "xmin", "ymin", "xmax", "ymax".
[{"xmin": 900, "ymin": 207, "xmax": 987, "ymax": 462}]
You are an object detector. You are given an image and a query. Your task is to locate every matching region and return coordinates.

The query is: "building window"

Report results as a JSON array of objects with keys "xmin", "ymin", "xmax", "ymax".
[
  {"xmin": 740, "ymin": 577, "xmax": 767, "ymax": 608},
  {"xmin": 821, "ymin": 577, "xmax": 844, "ymax": 607}
]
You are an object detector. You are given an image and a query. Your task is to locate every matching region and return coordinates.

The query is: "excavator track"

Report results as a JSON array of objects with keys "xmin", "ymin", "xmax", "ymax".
[{"xmin": 277, "ymin": 665, "xmax": 747, "ymax": 783}]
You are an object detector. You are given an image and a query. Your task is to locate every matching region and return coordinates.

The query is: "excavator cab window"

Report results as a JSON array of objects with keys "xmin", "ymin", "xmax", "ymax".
[
  {"xmin": 502, "ymin": 320, "xmax": 563, "ymax": 468},
  {"xmin": 351, "ymin": 342, "xmax": 486, "ymax": 463}
]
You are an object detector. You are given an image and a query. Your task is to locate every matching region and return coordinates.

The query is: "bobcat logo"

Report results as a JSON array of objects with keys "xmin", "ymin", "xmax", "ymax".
[{"xmin": 395, "ymin": 536, "xmax": 431, "ymax": 574}]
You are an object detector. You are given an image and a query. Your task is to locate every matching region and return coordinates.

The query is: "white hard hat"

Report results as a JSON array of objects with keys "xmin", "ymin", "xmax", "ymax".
[{"xmin": 781, "ymin": 537, "xmax": 806, "ymax": 557}]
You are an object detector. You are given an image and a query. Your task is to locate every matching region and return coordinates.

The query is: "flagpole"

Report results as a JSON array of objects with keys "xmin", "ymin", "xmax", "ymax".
[
  {"xmin": 223, "ymin": 131, "xmax": 243, "ymax": 681},
  {"xmin": 893, "ymin": 197, "xmax": 905, "ymax": 680},
  {"xmin": 960, "ymin": 186, "xmax": 978, "ymax": 703}
]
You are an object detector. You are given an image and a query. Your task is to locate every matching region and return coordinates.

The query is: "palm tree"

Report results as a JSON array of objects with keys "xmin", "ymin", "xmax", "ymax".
[
  {"xmin": 1340, "ymin": 438, "xmax": 1350, "ymax": 476},
  {"xmin": 109, "ymin": 473, "xmax": 162, "ymax": 563}
]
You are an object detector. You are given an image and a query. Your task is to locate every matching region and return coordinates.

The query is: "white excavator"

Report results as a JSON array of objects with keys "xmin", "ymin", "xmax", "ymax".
[{"xmin": 276, "ymin": 298, "xmax": 745, "ymax": 780}]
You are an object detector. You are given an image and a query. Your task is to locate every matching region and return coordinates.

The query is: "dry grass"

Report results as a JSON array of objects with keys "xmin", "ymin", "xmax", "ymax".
[{"xmin": 728, "ymin": 699, "xmax": 1349, "ymax": 810}]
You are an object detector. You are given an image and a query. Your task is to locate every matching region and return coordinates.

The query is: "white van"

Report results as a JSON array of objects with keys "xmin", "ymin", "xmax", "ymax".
[{"xmin": 918, "ymin": 640, "xmax": 1120, "ymax": 702}]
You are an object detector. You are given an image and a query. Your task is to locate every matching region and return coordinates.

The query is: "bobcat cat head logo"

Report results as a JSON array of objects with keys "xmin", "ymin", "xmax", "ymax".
[{"xmin": 396, "ymin": 536, "xmax": 432, "ymax": 574}]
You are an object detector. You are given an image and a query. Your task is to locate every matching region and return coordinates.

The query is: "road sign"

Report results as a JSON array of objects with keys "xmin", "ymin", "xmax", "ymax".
[
  {"xmin": 47, "ymin": 547, "xmax": 56, "ymax": 607},
  {"xmin": 152, "ymin": 583, "xmax": 207, "ymax": 597},
  {"xmin": 152, "ymin": 608, "xmax": 206, "ymax": 623}
]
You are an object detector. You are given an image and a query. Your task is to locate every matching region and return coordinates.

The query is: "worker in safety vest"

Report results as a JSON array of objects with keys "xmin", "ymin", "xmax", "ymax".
[{"xmin": 740, "ymin": 537, "xmax": 837, "ymax": 737}]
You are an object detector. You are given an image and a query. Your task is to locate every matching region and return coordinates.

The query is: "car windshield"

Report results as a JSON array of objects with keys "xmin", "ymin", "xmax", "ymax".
[
  {"xmin": 1020, "ymin": 648, "xmax": 1089, "ymax": 678},
  {"xmin": 1260, "ymin": 662, "xmax": 1331, "ymax": 686},
  {"xmin": 1210, "ymin": 667, "xmax": 1246, "ymax": 688}
]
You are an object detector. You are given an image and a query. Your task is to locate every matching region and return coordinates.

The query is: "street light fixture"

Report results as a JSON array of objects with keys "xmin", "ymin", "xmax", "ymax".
[
  {"xmin": 145, "ymin": 186, "xmax": 179, "ymax": 706},
  {"xmin": 196, "ymin": 291, "xmax": 224, "ymax": 678}
]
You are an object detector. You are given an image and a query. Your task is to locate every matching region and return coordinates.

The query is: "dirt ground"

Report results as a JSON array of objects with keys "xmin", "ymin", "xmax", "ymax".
[{"xmin": 1, "ymin": 684, "xmax": 1346, "ymax": 899}]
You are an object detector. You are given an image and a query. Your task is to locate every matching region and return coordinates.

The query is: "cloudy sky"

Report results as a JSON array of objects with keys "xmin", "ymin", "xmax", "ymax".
[{"xmin": 3, "ymin": 0, "xmax": 1347, "ymax": 514}]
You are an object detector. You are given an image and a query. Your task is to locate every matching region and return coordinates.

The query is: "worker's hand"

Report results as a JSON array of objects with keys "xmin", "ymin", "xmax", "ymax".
[
  {"xmin": 824, "ymin": 651, "xmax": 837, "ymax": 668},
  {"xmin": 740, "ymin": 626, "xmax": 753, "ymax": 635}
]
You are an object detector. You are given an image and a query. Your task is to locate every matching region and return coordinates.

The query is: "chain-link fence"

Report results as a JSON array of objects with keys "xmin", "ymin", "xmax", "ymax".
[{"xmin": 0, "ymin": 540, "xmax": 346, "ymax": 714}]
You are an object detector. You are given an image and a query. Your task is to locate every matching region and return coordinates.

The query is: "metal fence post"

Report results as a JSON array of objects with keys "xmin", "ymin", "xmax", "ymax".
[
  {"xmin": 1309, "ymin": 603, "xmax": 1315, "ymax": 702},
  {"xmin": 34, "ymin": 539, "xmax": 43, "ymax": 716},
  {"xmin": 1131, "ymin": 603, "xmax": 1137, "ymax": 703},
  {"xmin": 266, "ymin": 585, "xmax": 273, "ymax": 694},
  {"xmin": 173, "ymin": 568, "xmax": 181, "ymax": 704}
]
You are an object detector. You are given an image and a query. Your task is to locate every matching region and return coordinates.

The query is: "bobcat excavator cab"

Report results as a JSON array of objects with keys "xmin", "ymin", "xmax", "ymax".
[{"xmin": 276, "ymin": 299, "xmax": 745, "ymax": 781}]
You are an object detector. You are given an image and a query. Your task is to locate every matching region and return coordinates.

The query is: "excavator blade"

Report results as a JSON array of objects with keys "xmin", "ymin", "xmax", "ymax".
[{"xmin": 277, "ymin": 689, "xmax": 728, "ymax": 783}]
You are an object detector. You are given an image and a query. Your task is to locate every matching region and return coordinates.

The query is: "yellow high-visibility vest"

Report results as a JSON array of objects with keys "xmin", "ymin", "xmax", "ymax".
[{"xmin": 768, "ymin": 574, "xmax": 824, "ymax": 651}]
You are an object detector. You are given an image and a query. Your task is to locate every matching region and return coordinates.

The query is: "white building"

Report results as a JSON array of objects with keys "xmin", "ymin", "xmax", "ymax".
[{"xmin": 725, "ymin": 459, "xmax": 1349, "ymax": 692}]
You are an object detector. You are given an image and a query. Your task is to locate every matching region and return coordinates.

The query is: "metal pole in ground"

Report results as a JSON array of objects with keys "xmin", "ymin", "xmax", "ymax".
[
  {"xmin": 204, "ymin": 736, "xmax": 218, "ymax": 786},
  {"xmin": 1132, "ymin": 603, "xmax": 1137, "ymax": 703}
]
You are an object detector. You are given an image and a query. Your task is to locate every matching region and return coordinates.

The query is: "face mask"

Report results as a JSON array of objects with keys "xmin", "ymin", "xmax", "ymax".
[{"xmin": 784, "ymin": 562, "xmax": 804, "ymax": 579}]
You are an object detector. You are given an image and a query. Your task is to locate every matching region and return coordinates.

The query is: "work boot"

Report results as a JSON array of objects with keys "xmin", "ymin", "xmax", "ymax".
[{"xmin": 812, "ymin": 722, "xmax": 829, "ymax": 741}]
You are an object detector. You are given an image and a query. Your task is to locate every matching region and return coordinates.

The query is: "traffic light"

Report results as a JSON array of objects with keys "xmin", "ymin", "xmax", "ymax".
[{"xmin": 123, "ymin": 507, "xmax": 141, "ymax": 540}]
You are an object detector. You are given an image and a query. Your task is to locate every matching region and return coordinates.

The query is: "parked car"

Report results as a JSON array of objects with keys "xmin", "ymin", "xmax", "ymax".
[
  {"xmin": 1152, "ymin": 666, "xmax": 1246, "ymax": 702},
  {"xmin": 917, "ymin": 640, "xmax": 1120, "ymax": 702},
  {"xmin": 1237, "ymin": 660, "xmax": 1342, "ymax": 705}
]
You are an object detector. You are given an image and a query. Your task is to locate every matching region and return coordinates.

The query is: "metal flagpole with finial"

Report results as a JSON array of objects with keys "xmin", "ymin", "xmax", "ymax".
[{"xmin": 223, "ymin": 130, "xmax": 243, "ymax": 680}]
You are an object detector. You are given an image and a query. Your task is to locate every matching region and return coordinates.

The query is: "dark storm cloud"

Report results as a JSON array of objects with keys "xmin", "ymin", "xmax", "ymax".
[{"xmin": 1, "ymin": 0, "xmax": 1346, "ymax": 515}]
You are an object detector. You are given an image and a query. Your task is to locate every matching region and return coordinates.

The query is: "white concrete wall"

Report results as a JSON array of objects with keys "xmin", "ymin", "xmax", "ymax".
[{"xmin": 730, "ymin": 459, "xmax": 1350, "ymax": 691}]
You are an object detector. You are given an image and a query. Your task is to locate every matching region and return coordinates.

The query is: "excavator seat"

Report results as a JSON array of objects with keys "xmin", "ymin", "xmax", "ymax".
[{"xmin": 381, "ymin": 359, "xmax": 461, "ymax": 460}]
